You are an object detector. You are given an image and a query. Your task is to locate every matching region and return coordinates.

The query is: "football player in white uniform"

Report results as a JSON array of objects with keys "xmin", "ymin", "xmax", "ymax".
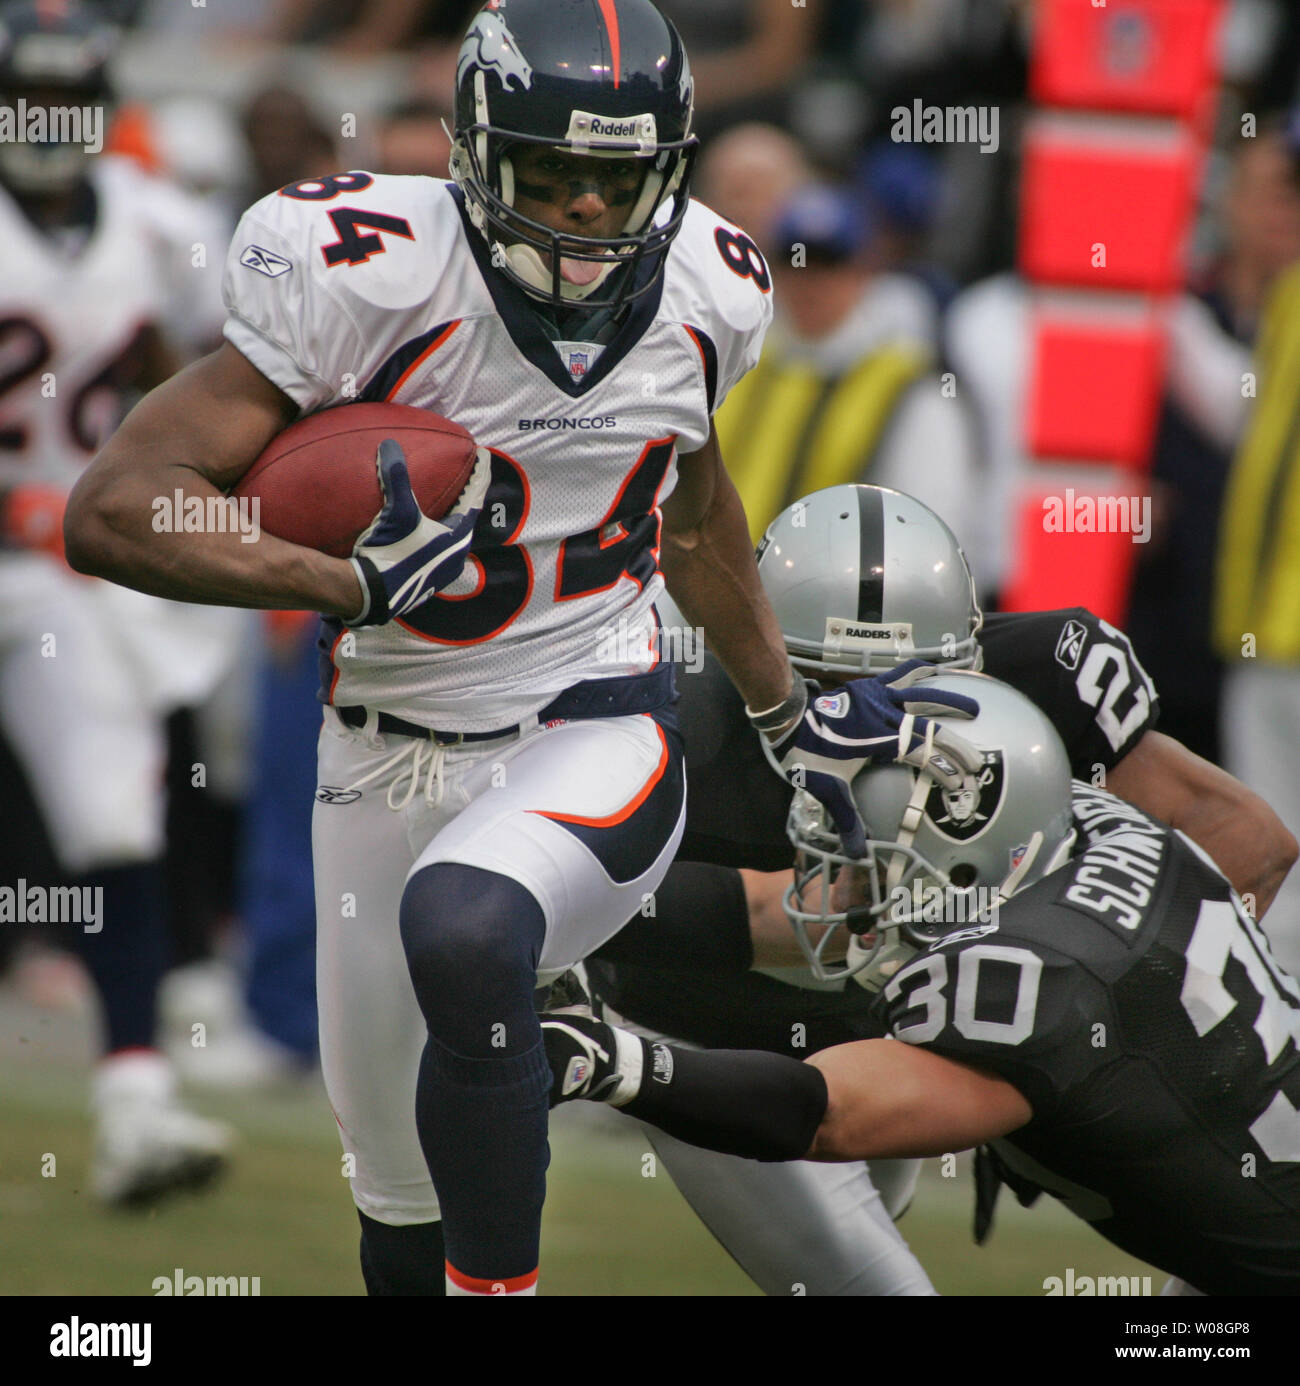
[
  {"xmin": 0, "ymin": 0, "xmax": 236, "ymax": 1205},
  {"xmin": 66, "ymin": 0, "xmax": 982, "ymax": 1294}
]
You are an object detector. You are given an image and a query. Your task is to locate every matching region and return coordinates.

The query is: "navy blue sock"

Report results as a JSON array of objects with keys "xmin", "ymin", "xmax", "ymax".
[
  {"xmin": 400, "ymin": 863, "xmax": 551, "ymax": 1285},
  {"xmin": 358, "ymin": 1212, "xmax": 446, "ymax": 1296},
  {"xmin": 72, "ymin": 861, "xmax": 168, "ymax": 1054}
]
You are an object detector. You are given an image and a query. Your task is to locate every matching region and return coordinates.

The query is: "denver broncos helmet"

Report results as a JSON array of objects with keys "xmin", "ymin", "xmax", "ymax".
[
  {"xmin": 450, "ymin": 0, "xmax": 697, "ymax": 311},
  {"xmin": 0, "ymin": 0, "xmax": 116, "ymax": 195}
]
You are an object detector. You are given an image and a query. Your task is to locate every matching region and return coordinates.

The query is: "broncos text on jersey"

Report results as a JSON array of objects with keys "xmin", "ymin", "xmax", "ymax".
[{"xmin": 220, "ymin": 172, "xmax": 773, "ymax": 731}]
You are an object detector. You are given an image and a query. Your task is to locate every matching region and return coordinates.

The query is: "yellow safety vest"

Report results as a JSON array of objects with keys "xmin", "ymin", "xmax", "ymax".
[
  {"xmin": 1215, "ymin": 262, "xmax": 1300, "ymax": 661},
  {"xmin": 716, "ymin": 340, "xmax": 930, "ymax": 542}
]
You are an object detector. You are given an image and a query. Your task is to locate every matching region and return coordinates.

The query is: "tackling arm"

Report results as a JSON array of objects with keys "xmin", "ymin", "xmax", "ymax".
[
  {"xmin": 64, "ymin": 342, "xmax": 366, "ymax": 618},
  {"xmin": 543, "ymin": 1012, "xmax": 1031, "ymax": 1163},
  {"xmin": 808, "ymin": 1039, "xmax": 1032, "ymax": 1160},
  {"xmin": 1105, "ymin": 730, "xmax": 1298, "ymax": 919}
]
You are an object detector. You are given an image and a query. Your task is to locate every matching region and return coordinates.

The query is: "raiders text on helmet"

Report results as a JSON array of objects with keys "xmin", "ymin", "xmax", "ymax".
[
  {"xmin": 450, "ymin": 0, "xmax": 697, "ymax": 311},
  {"xmin": 784, "ymin": 673, "xmax": 1076, "ymax": 986},
  {"xmin": 756, "ymin": 485, "xmax": 983, "ymax": 676}
]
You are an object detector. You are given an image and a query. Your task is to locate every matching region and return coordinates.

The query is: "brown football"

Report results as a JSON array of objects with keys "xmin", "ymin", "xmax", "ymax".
[{"xmin": 232, "ymin": 403, "xmax": 480, "ymax": 559}]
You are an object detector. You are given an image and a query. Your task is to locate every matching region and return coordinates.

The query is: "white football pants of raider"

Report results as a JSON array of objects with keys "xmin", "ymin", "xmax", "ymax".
[
  {"xmin": 313, "ymin": 694, "xmax": 685, "ymax": 1226},
  {"xmin": 601, "ymin": 1003, "xmax": 935, "ymax": 1296}
]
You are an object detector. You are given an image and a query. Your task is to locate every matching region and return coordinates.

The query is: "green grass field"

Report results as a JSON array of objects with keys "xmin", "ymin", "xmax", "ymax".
[{"xmin": 0, "ymin": 985, "xmax": 1158, "ymax": 1297}]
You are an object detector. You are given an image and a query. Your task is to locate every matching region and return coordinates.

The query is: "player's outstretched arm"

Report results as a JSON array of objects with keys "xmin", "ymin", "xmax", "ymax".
[
  {"xmin": 64, "ymin": 343, "xmax": 366, "ymax": 618},
  {"xmin": 542, "ymin": 1011, "xmax": 1031, "ymax": 1161},
  {"xmin": 1106, "ymin": 730, "xmax": 1299, "ymax": 919},
  {"xmin": 807, "ymin": 1041, "xmax": 1032, "ymax": 1161}
]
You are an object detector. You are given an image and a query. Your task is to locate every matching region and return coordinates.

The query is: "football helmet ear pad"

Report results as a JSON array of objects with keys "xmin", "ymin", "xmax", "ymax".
[{"xmin": 450, "ymin": 0, "xmax": 697, "ymax": 310}]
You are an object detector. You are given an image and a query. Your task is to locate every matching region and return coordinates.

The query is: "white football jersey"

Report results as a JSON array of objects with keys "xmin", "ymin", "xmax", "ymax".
[
  {"xmin": 0, "ymin": 155, "xmax": 227, "ymax": 491},
  {"xmin": 222, "ymin": 173, "xmax": 772, "ymax": 730}
]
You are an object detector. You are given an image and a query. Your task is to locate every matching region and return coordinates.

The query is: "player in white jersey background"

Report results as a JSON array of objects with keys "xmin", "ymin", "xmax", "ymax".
[
  {"xmin": 65, "ymin": 0, "xmax": 984, "ymax": 1295},
  {"xmin": 0, "ymin": 0, "xmax": 243, "ymax": 1205}
]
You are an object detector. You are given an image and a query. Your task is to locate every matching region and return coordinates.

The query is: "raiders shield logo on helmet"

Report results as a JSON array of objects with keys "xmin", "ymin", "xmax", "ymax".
[{"xmin": 924, "ymin": 750, "xmax": 1004, "ymax": 842}]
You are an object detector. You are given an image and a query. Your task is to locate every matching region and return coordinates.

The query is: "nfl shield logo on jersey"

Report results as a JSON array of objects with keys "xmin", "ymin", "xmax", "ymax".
[{"xmin": 567, "ymin": 351, "xmax": 589, "ymax": 380}]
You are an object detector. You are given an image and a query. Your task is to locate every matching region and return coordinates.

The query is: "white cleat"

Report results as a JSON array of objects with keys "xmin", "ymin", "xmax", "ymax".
[
  {"xmin": 161, "ymin": 959, "xmax": 307, "ymax": 1091},
  {"xmin": 91, "ymin": 1051, "xmax": 233, "ymax": 1209}
]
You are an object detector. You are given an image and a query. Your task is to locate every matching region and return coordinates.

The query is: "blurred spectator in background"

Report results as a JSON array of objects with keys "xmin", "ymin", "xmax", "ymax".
[
  {"xmin": 1228, "ymin": 0, "xmax": 1300, "ymax": 115},
  {"xmin": 240, "ymin": 84, "xmax": 338, "ymax": 200},
  {"xmin": 948, "ymin": 116, "xmax": 1300, "ymax": 752},
  {"xmin": 106, "ymin": 96, "xmax": 251, "ymax": 233},
  {"xmin": 849, "ymin": 0, "xmax": 1028, "ymax": 284},
  {"xmin": 1127, "ymin": 119, "xmax": 1300, "ymax": 768},
  {"xmin": 658, "ymin": 0, "xmax": 824, "ymax": 143},
  {"xmin": 715, "ymin": 181, "xmax": 985, "ymax": 577},
  {"xmin": 260, "ymin": 0, "xmax": 477, "ymax": 54},
  {"xmin": 854, "ymin": 139, "xmax": 955, "ymax": 313},
  {"xmin": 375, "ymin": 96, "xmax": 453, "ymax": 179},
  {"xmin": 1212, "ymin": 114, "xmax": 1300, "ymax": 979},
  {"xmin": 135, "ymin": 0, "xmax": 275, "ymax": 40},
  {"xmin": 694, "ymin": 122, "xmax": 812, "ymax": 257},
  {"xmin": 1206, "ymin": 118, "xmax": 1300, "ymax": 341}
]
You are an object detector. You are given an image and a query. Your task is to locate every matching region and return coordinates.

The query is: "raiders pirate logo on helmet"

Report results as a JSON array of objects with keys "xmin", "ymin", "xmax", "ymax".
[{"xmin": 924, "ymin": 750, "xmax": 1005, "ymax": 842}]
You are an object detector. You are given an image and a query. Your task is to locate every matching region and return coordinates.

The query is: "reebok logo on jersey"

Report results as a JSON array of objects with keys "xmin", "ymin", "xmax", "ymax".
[
  {"xmin": 650, "ymin": 1044, "xmax": 674, "ymax": 1084},
  {"xmin": 1055, "ymin": 619, "xmax": 1088, "ymax": 671},
  {"xmin": 315, "ymin": 786, "xmax": 361, "ymax": 805},
  {"xmin": 240, "ymin": 245, "xmax": 292, "ymax": 279}
]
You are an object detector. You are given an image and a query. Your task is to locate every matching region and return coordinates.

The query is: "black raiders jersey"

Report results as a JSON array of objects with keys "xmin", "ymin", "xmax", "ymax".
[
  {"xmin": 586, "ymin": 607, "xmax": 1161, "ymax": 1049},
  {"xmin": 874, "ymin": 787, "xmax": 1300, "ymax": 1293},
  {"xmin": 673, "ymin": 607, "xmax": 1159, "ymax": 870}
]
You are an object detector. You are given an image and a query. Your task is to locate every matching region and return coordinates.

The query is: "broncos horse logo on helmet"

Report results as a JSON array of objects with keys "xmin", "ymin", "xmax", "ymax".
[{"xmin": 456, "ymin": 10, "xmax": 534, "ymax": 94}]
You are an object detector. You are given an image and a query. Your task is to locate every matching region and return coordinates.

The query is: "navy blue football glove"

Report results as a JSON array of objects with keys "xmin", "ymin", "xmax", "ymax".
[
  {"xmin": 766, "ymin": 660, "xmax": 984, "ymax": 858},
  {"xmin": 348, "ymin": 439, "xmax": 491, "ymax": 627}
]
